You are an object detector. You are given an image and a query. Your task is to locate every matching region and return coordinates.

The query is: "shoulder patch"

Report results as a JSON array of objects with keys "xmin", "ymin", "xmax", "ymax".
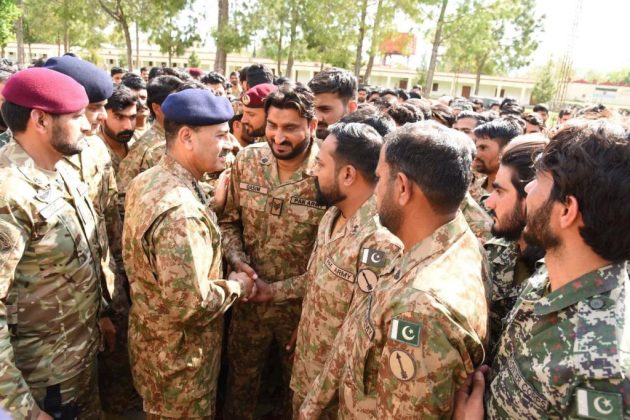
[
  {"xmin": 576, "ymin": 388, "xmax": 623, "ymax": 419},
  {"xmin": 324, "ymin": 257, "xmax": 354, "ymax": 283},
  {"xmin": 388, "ymin": 350, "xmax": 416, "ymax": 381},
  {"xmin": 357, "ymin": 269, "xmax": 378, "ymax": 293},
  {"xmin": 390, "ymin": 318, "xmax": 421, "ymax": 346},
  {"xmin": 361, "ymin": 248, "xmax": 386, "ymax": 267}
]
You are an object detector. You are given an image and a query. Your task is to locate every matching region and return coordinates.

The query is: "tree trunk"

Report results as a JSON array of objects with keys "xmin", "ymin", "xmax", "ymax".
[
  {"xmin": 135, "ymin": 22, "xmax": 140, "ymax": 70},
  {"xmin": 276, "ymin": 26, "xmax": 284, "ymax": 76},
  {"xmin": 424, "ymin": 0, "xmax": 448, "ymax": 95},
  {"xmin": 15, "ymin": 0, "xmax": 25, "ymax": 66},
  {"xmin": 363, "ymin": 0, "xmax": 385, "ymax": 84},
  {"xmin": 473, "ymin": 54, "xmax": 487, "ymax": 95},
  {"xmin": 64, "ymin": 25, "xmax": 69, "ymax": 53},
  {"xmin": 214, "ymin": 0, "xmax": 229, "ymax": 74},
  {"xmin": 285, "ymin": 2, "xmax": 298, "ymax": 78},
  {"xmin": 168, "ymin": 50, "xmax": 172, "ymax": 67},
  {"xmin": 117, "ymin": 0, "xmax": 133, "ymax": 71},
  {"xmin": 353, "ymin": 0, "xmax": 368, "ymax": 78}
]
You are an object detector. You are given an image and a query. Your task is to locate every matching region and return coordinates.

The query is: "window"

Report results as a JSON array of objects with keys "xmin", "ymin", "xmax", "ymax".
[{"xmin": 432, "ymin": 83, "xmax": 438, "ymax": 92}]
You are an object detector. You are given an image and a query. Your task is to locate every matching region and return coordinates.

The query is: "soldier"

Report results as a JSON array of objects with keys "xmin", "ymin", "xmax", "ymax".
[
  {"xmin": 483, "ymin": 135, "xmax": 547, "ymax": 352},
  {"xmin": 121, "ymin": 73, "xmax": 150, "ymax": 143},
  {"xmin": 221, "ymin": 83, "xmax": 325, "ymax": 419},
  {"xmin": 123, "ymin": 88, "xmax": 255, "ymax": 419},
  {"xmin": 307, "ymin": 68, "xmax": 358, "ymax": 140},
  {"xmin": 300, "ymin": 121, "xmax": 489, "ymax": 418},
  {"xmin": 252, "ymin": 122, "xmax": 403, "ymax": 417},
  {"xmin": 0, "ymin": 68, "xmax": 104, "ymax": 419},
  {"xmin": 116, "ymin": 75, "xmax": 182, "ymax": 199},
  {"xmin": 469, "ymin": 118, "xmax": 522, "ymax": 207},
  {"xmin": 458, "ymin": 119, "xmax": 630, "ymax": 418},
  {"xmin": 240, "ymin": 83, "xmax": 277, "ymax": 144}
]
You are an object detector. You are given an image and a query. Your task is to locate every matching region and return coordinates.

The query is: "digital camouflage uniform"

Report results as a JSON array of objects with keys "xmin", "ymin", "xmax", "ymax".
[
  {"xmin": 484, "ymin": 236, "xmax": 534, "ymax": 354},
  {"xmin": 0, "ymin": 130, "xmax": 11, "ymax": 149},
  {"xmin": 486, "ymin": 262, "xmax": 630, "ymax": 419},
  {"xmin": 469, "ymin": 174, "xmax": 490, "ymax": 209},
  {"xmin": 269, "ymin": 197, "xmax": 403, "ymax": 417},
  {"xmin": 124, "ymin": 155, "xmax": 243, "ymax": 418},
  {"xmin": 117, "ymin": 122, "xmax": 165, "ymax": 198},
  {"xmin": 460, "ymin": 192, "xmax": 493, "ymax": 243},
  {"xmin": 220, "ymin": 141, "xmax": 326, "ymax": 419},
  {"xmin": 301, "ymin": 213, "xmax": 489, "ymax": 419},
  {"xmin": 0, "ymin": 141, "xmax": 104, "ymax": 419}
]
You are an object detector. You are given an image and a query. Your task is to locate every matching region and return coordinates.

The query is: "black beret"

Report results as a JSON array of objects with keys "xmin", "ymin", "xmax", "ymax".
[
  {"xmin": 44, "ymin": 56, "xmax": 113, "ymax": 103},
  {"xmin": 162, "ymin": 89, "xmax": 234, "ymax": 126}
]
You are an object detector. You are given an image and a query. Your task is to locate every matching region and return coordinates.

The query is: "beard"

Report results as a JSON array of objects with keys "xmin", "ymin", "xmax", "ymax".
[
  {"xmin": 51, "ymin": 122, "xmax": 83, "ymax": 156},
  {"xmin": 473, "ymin": 159, "xmax": 491, "ymax": 174},
  {"xmin": 316, "ymin": 122, "xmax": 329, "ymax": 140},
  {"xmin": 268, "ymin": 135, "xmax": 311, "ymax": 161},
  {"xmin": 103, "ymin": 123, "xmax": 134, "ymax": 144},
  {"xmin": 243, "ymin": 122, "xmax": 265, "ymax": 138},
  {"xmin": 315, "ymin": 177, "xmax": 346, "ymax": 207},
  {"xmin": 491, "ymin": 201, "xmax": 526, "ymax": 241},
  {"xmin": 523, "ymin": 197, "xmax": 561, "ymax": 251},
  {"xmin": 378, "ymin": 184, "xmax": 402, "ymax": 236}
]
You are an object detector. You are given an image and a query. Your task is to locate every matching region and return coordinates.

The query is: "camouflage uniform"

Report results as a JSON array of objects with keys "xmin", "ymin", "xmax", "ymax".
[
  {"xmin": 483, "ymin": 236, "xmax": 534, "ymax": 354},
  {"xmin": 124, "ymin": 155, "xmax": 243, "ymax": 418},
  {"xmin": 460, "ymin": 192, "xmax": 493, "ymax": 243},
  {"xmin": 301, "ymin": 213, "xmax": 489, "ymax": 419},
  {"xmin": 469, "ymin": 175, "xmax": 490, "ymax": 209},
  {"xmin": 0, "ymin": 140, "xmax": 104, "ymax": 419},
  {"xmin": 220, "ymin": 141, "xmax": 326, "ymax": 419},
  {"xmin": 269, "ymin": 197, "xmax": 403, "ymax": 417},
  {"xmin": 0, "ymin": 130, "xmax": 11, "ymax": 149},
  {"xmin": 117, "ymin": 123, "xmax": 165, "ymax": 196},
  {"xmin": 486, "ymin": 262, "xmax": 630, "ymax": 418}
]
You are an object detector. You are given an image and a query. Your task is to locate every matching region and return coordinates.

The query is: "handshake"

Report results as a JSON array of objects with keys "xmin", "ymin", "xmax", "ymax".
[{"xmin": 228, "ymin": 261, "xmax": 273, "ymax": 303}]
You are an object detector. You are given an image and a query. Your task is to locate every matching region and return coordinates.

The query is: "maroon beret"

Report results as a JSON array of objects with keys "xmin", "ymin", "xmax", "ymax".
[
  {"xmin": 1, "ymin": 67, "xmax": 89, "ymax": 114},
  {"xmin": 241, "ymin": 83, "xmax": 277, "ymax": 108}
]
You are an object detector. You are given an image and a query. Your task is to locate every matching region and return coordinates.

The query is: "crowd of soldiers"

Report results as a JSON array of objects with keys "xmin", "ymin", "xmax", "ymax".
[{"xmin": 0, "ymin": 56, "xmax": 629, "ymax": 420}]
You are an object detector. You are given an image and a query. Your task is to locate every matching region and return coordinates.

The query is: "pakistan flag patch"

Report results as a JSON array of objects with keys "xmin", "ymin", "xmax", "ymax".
[
  {"xmin": 576, "ymin": 388, "xmax": 623, "ymax": 419},
  {"xmin": 390, "ymin": 318, "xmax": 420, "ymax": 347}
]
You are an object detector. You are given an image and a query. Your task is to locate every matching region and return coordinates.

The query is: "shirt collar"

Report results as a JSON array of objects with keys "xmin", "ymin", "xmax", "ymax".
[{"xmin": 3, "ymin": 140, "xmax": 58, "ymax": 188}]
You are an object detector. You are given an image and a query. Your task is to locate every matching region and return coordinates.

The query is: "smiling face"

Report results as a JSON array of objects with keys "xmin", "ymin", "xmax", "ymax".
[
  {"xmin": 265, "ymin": 106, "xmax": 314, "ymax": 161},
  {"xmin": 189, "ymin": 122, "xmax": 231, "ymax": 175}
]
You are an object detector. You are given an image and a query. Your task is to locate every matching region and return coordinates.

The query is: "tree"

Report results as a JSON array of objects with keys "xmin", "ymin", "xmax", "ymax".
[
  {"xmin": 98, "ymin": 0, "xmax": 134, "ymax": 70},
  {"xmin": 0, "ymin": 0, "xmax": 19, "ymax": 56},
  {"xmin": 424, "ymin": 0, "xmax": 448, "ymax": 95},
  {"xmin": 213, "ymin": 0, "xmax": 229, "ymax": 74},
  {"xmin": 531, "ymin": 59, "xmax": 557, "ymax": 104},
  {"xmin": 150, "ymin": 13, "xmax": 199, "ymax": 67},
  {"xmin": 189, "ymin": 50, "xmax": 201, "ymax": 68}
]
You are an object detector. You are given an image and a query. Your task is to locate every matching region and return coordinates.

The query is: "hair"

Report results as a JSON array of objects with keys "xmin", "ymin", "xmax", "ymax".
[
  {"xmin": 140, "ymin": 67, "xmax": 148, "ymax": 72},
  {"xmin": 431, "ymin": 103, "xmax": 455, "ymax": 127},
  {"xmin": 535, "ymin": 120, "xmax": 630, "ymax": 261},
  {"xmin": 450, "ymin": 98, "xmax": 473, "ymax": 111},
  {"xmin": 380, "ymin": 88, "xmax": 397, "ymax": 98},
  {"xmin": 473, "ymin": 118, "xmax": 523, "ymax": 146},
  {"xmin": 121, "ymin": 73, "xmax": 146, "ymax": 90},
  {"xmin": 397, "ymin": 89, "xmax": 409, "ymax": 101},
  {"xmin": 384, "ymin": 121, "xmax": 473, "ymax": 214},
  {"xmin": 176, "ymin": 80, "xmax": 208, "ymax": 92},
  {"xmin": 148, "ymin": 67, "xmax": 163, "ymax": 80},
  {"xmin": 522, "ymin": 112, "xmax": 544, "ymax": 128},
  {"xmin": 358, "ymin": 85, "xmax": 368, "ymax": 93},
  {"xmin": 499, "ymin": 97, "xmax": 524, "ymax": 116},
  {"xmin": 110, "ymin": 66, "xmax": 125, "ymax": 76},
  {"xmin": 307, "ymin": 67, "xmax": 357, "ymax": 101},
  {"xmin": 239, "ymin": 66, "xmax": 249, "ymax": 83},
  {"xmin": 263, "ymin": 83, "xmax": 315, "ymax": 121},
  {"xmin": 229, "ymin": 71, "xmax": 238, "ymax": 77},
  {"xmin": 201, "ymin": 71, "xmax": 226, "ymax": 86},
  {"xmin": 274, "ymin": 76, "xmax": 291, "ymax": 86},
  {"xmin": 456, "ymin": 110, "xmax": 484, "ymax": 125},
  {"xmin": 146, "ymin": 75, "xmax": 183, "ymax": 118},
  {"xmin": 339, "ymin": 104, "xmax": 395, "ymax": 137},
  {"xmin": 229, "ymin": 113, "xmax": 243, "ymax": 132},
  {"xmin": 386, "ymin": 103, "xmax": 423, "ymax": 126},
  {"xmin": 533, "ymin": 103, "xmax": 549, "ymax": 113},
  {"xmin": 406, "ymin": 98, "xmax": 432, "ymax": 120},
  {"xmin": 246, "ymin": 63, "xmax": 274, "ymax": 87},
  {"xmin": 500, "ymin": 134, "xmax": 549, "ymax": 198},
  {"xmin": 105, "ymin": 84, "xmax": 137, "ymax": 112},
  {"xmin": 372, "ymin": 98, "xmax": 393, "ymax": 111},
  {"xmin": 558, "ymin": 108, "xmax": 573, "ymax": 119},
  {"xmin": 328, "ymin": 122, "xmax": 383, "ymax": 184},
  {"xmin": 1, "ymin": 101, "xmax": 32, "ymax": 133}
]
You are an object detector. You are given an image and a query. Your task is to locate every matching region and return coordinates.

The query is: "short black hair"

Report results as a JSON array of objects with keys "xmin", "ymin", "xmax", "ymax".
[
  {"xmin": 328, "ymin": 122, "xmax": 383, "ymax": 184},
  {"xmin": 397, "ymin": 89, "xmax": 409, "ymax": 101},
  {"xmin": 536, "ymin": 120, "xmax": 630, "ymax": 261},
  {"xmin": 473, "ymin": 118, "xmax": 523, "ymax": 146},
  {"xmin": 201, "ymin": 71, "xmax": 226, "ymax": 85},
  {"xmin": 246, "ymin": 63, "xmax": 274, "ymax": 87},
  {"xmin": 558, "ymin": 108, "xmax": 573, "ymax": 118},
  {"xmin": 229, "ymin": 113, "xmax": 243, "ymax": 132},
  {"xmin": 308, "ymin": 68, "xmax": 357, "ymax": 101},
  {"xmin": 148, "ymin": 67, "xmax": 163, "ymax": 80},
  {"xmin": 121, "ymin": 73, "xmax": 146, "ymax": 90},
  {"xmin": 110, "ymin": 66, "xmax": 125, "ymax": 76},
  {"xmin": 522, "ymin": 112, "xmax": 544, "ymax": 128},
  {"xmin": 140, "ymin": 67, "xmax": 148, "ymax": 72},
  {"xmin": 380, "ymin": 88, "xmax": 397, "ymax": 98},
  {"xmin": 340, "ymin": 104, "xmax": 395, "ymax": 137},
  {"xmin": 386, "ymin": 103, "xmax": 423, "ymax": 126},
  {"xmin": 533, "ymin": 103, "xmax": 549, "ymax": 113},
  {"xmin": 384, "ymin": 121, "xmax": 473, "ymax": 214},
  {"xmin": 105, "ymin": 85, "xmax": 137, "ymax": 112},
  {"xmin": 147, "ymin": 75, "xmax": 183, "ymax": 118},
  {"xmin": 229, "ymin": 71, "xmax": 238, "ymax": 77},
  {"xmin": 406, "ymin": 98, "xmax": 432, "ymax": 120},
  {"xmin": 358, "ymin": 85, "xmax": 368, "ymax": 93},
  {"xmin": 500, "ymin": 134, "xmax": 548, "ymax": 198},
  {"xmin": 456, "ymin": 110, "xmax": 484, "ymax": 125},
  {"xmin": 264, "ymin": 83, "xmax": 315, "ymax": 121},
  {"xmin": 431, "ymin": 103, "xmax": 455, "ymax": 127},
  {"xmin": 1, "ymin": 101, "xmax": 32, "ymax": 133},
  {"xmin": 239, "ymin": 66, "xmax": 249, "ymax": 83}
]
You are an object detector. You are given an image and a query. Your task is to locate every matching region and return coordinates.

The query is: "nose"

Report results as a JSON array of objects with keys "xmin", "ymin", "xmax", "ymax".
[
  {"xmin": 524, "ymin": 180, "xmax": 535, "ymax": 194},
  {"xmin": 485, "ymin": 191, "xmax": 497, "ymax": 209},
  {"xmin": 80, "ymin": 114, "xmax": 90, "ymax": 132}
]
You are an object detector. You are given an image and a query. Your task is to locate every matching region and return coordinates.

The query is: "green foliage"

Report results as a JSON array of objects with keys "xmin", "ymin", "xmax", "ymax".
[
  {"xmin": 0, "ymin": 0, "xmax": 20, "ymax": 48},
  {"xmin": 188, "ymin": 50, "xmax": 201, "ymax": 68},
  {"xmin": 605, "ymin": 68, "xmax": 630, "ymax": 84},
  {"xmin": 531, "ymin": 59, "xmax": 557, "ymax": 104}
]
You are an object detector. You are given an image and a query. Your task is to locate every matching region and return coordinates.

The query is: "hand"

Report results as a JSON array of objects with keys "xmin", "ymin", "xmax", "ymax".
[
  {"xmin": 99, "ymin": 316, "xmax": 117, "ymax": 352},
  {"xmin": 234, "ymin": 260, "xmax": 258, "ymax": 280},
  {"xmin": 249, "ymin": 278, "xmax": 273, "ymax": 303},
  {"xmin": 212, "ymin": 168, "xmax": 231, "ymax": 211},
  {"xmin": 286, "ymin": 326, "xmax": 298, "ymax": 354},
  {"xmin": 453, "ymin": 365, "xmax": 489, "ymax": 420},
  {"xmin": 229, "ymin": 271, "xmax": 256, "ymax": 301}
]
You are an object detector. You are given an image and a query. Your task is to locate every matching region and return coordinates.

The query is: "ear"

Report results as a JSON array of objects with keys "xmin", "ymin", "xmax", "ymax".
[
  {"xmin": 340, "ymin": 165, "xmax": 357, "ymax": 187},
  {"xmin": 30, "ymin": 109, "xmax": 49, "ymax": 134},
  {"xmin": 348, "ymin": 100, "xmax": 358, "ymax": 113},
  {"xmin": 559, "ymin": 195, "xmax": 581, "ymax": 229},
  {"xmin": 396, "ymin": 172, "xmax": 412, "ymax": 206},
  {"xmin": 179, "ymin": 126, "xmax": 195, "ymax": 151},
  {"xmin": 151, "ymin": 103, "xmax": 162, "ymax": 119},
  {"xmin": 308, "ymin": 118, "xmax": 318, "ymax": 135}
]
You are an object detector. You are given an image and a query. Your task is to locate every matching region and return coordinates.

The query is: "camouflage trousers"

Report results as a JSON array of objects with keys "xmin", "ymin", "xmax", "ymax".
[
  {"xmin": 292, "ymin": 392, "xmax": 338, "ymax": 420},
  {"xmin": 223, "ymin": 300, "xmax": 302, "ymax": 420},
  {"xmin": 31, "ymin": 360, "xmax": 100, "ymax": 420}
]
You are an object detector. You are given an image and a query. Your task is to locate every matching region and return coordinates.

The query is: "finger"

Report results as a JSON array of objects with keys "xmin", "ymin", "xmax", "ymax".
[
  {"xmin": 470, "ymin": 370, "xmax": 486, "ymax": 400},
  {"xmin": 286, "ymin": 328, "xmax": 298, "ymax": 352}
]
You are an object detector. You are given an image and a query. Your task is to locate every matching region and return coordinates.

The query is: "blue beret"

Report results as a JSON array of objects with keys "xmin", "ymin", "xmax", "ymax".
[
  {"xmin": 162, "ymin": 89, "xmax": 234, "ymax": 126},
  {"xmin": 44, "ymin": 56, "xmax": 113, "ymax": 103}
]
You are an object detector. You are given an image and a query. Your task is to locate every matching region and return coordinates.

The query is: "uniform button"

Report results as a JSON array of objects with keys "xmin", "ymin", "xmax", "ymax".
[{"xmin": 589, "ymin": 297, "xmax": 605, "ymax": 310}]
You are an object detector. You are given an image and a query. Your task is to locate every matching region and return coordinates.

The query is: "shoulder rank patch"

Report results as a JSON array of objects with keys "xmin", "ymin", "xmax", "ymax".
[
  {"xmin": 270, "ymin": 198, "xmax": 284, "ymax": 216},
  {"xmin": 325, "ymin": 257, "xmax": 355, "ymax": 283},
  {"xmin": 388, "ymin": 350, "xmax": 415, "ymax": 381},
  {"xmin": 576, "ymin": 388, "xmax": 623, "ymax": 419},
  {"xmin": 361, "ymin": 248, "xmax": 386, "ymax": 267},
  {"xmin": 357, "ymin": 269, "xmax": 378, "ymax": 293},
  {"xmin": 390, "ymin": 318, "xmax": 421, "ymax": 346},
  {"xmin": 240, "ymin": 182, "xmax": 269, "ymax": 195}
]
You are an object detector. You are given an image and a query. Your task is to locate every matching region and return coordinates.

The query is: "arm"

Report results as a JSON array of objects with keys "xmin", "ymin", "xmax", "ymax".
[{"xmin": 218, "ymin": 156, "xmax": 249, "ymax": 267}]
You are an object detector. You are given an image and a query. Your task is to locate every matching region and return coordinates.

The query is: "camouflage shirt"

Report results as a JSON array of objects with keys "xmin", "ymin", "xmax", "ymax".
[
  {"xmin": 469, "ymin": 175, "xmax": 490, "ymax": 209},
  {"xmin": 301, "ymin": 213, "xmax": 489, "ymax": 418},
  {"xmin": 0, "ymin": 142, "xmax": 103, "ymax": 418},
  {"xmin": 0, "ymin": 130, "xmax": 10, "ymax": 150},
  {"xmin": 460, "ymin": 192, "xmax": 493, "ymax": 243},
  {"xmin": 270, "ymin": 197, "xmax": 403, "ymax": 398},
  {"xmin": 219, "ymin": 141, "xmax": 326, "ymax": 283},
  {"xmin": 117, "ymin": 123, "xmax": 165, "ymax": 196},
  {"xmin": 123, "ymin": 155, "xmax": 242, "ymax": 418},
  {"xmin": 487, "ymin": 262, "xmax": 630, "ymax": 419}
]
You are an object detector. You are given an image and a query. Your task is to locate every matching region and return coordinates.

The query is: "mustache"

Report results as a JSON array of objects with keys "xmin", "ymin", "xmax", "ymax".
[{"xmin": 115, "ymin": 130, "xmax": 135, "ymax": 142}]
